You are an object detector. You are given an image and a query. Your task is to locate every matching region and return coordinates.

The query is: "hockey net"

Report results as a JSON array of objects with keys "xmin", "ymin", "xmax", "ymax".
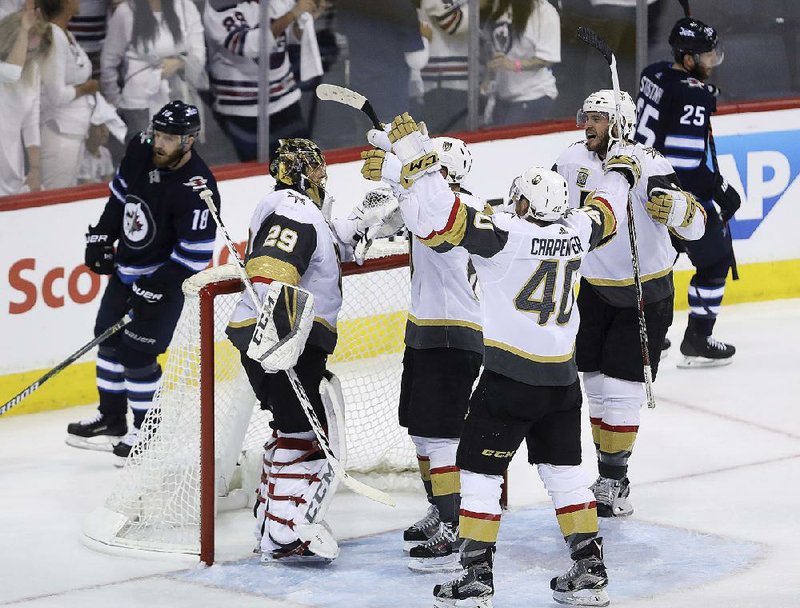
[{"xmin": 82, "ymin": 249, "xmax": 413, "ymax": 562}]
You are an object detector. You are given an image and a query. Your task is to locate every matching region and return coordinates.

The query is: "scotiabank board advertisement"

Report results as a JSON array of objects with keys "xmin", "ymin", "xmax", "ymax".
[{"xmin": 1, "ymin": 103, "xmax": 799, "ymax": 413}]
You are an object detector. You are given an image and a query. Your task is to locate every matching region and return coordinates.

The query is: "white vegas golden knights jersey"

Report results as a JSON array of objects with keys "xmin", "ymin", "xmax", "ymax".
[
  {"xmin": 405, "ymin": 190, "xmax": 484, "ymax": 353},
  {"xmin": 401, "ymin": 172, "xmax": 617, "ymax": 386},
  {"xmin": 227, "ymin": 188, "xmax": 343, "ymax": 355},
  {"xmin": 554, "ymin": 140, "xmax": 706, "ymax": 307}
]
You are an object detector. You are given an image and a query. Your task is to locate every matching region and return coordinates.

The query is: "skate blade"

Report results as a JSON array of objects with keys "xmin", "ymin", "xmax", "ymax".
[
  {"xmin": 260, "ymin": 552, "xmax": 333, "ymax": 565},
  {"xmin": 408, "ymin": 555, "xmax": 462, "ymax": 573},
  {"xmin": 553, "ymin": 587, "xmax": 610, "ymax": 607},
  {"xmin": 65, "ymin": 434, "xmax": 121, "ymax": 452},
  {"xmin": 677, "ymin": 355, "xmax": 734, "ymax": 369},
  {"xmin": 433, "ymin": 596, "xmax": 493, "ymax": 608}
]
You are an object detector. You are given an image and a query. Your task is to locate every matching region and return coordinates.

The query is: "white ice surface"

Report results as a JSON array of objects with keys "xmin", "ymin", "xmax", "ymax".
[{"xmin": 1, "ymin": 299, "xmax": 798, "ymax": 607}]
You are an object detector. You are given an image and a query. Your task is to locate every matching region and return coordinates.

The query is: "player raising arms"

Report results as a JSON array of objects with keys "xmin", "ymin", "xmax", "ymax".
[
  {"xmin": 363, "ymin": 112, "xmax": 626, "ymax": 607},
  {"xmin": 554, "ymin": 90, "xmax": 706, "ymax": 518},
  {"xmin": 226, "ymin": 138, "xmax": 399, "ymax": 562}
]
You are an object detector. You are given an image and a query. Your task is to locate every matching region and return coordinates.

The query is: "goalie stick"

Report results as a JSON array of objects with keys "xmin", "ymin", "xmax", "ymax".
[
  {"xmin": 577, "ymin": 26, "xmax": 657, "ymax": 409},
  {"xmin": 197, "ymin": 189, "xmax": 395, "ymax": 507},
  {"xmin": 315, "ymin": 84, "xmax": 383, "ymax": 129},
  {"xmin": 1, "ymin": 314, "xmax": 132, "ymax": 416}
]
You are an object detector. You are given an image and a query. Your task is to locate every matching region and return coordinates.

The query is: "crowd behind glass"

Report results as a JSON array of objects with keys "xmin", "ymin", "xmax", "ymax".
[{"xmin": 0, "ymin": 0, "xmax": 797, "ymax": 197}]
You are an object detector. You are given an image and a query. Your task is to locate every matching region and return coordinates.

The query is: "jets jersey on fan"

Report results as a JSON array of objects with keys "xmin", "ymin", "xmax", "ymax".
[
  {"xmin": 420, "ymin": 0, "xmax": 469, "ymax": 92},
  {"xmin": 554, "ymin": 140, "xmax": 706, "ymax": 307},
  {"xmin": 401, "ymin": 172, "xmax": 616, "ymax": 386},
  {"xmin": 227, "ymin": 188, "xmax": 343, "ymax": 355},
  {"xmin": 403, "ymin": 189, "xmax": 484, "ymax": 353},
  {"xmin": 635, "ymin": 61, "xmax": 718, "ymax": 200},
  {"xmin": 204, "ymin": 0, "xmax": 300, "ymax": 117},
  {"xmin": 67, "ymin": 0, "xmax": 108, "ymax": 54},
  {"xmin": 93, "ymin": 134, "xmax": 219, "ymax": 287}
]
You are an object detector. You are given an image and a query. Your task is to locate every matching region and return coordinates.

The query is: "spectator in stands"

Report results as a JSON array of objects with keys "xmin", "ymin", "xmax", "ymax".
[
  {"xmin": 0, "ymin": 3, "xmax": 52, "ymax": 195},
  {"xmin": 483, "ymin": 0, "xmax": 561, "ymax": 126},
  {"xmin": 417, "ymin": 0, "xmax": 492, "ymax": 134},
  {"xmin": 203, "ymin": 0, "xmax": 322, "ymax": 162},
  {"xmin": 77, "ymin": 122, "xmax": 114, "ymax": 184},
  {"xmin": 337, "ymin": 1, "xmax": 425, "ymax": 121},
  {"xmin": 100, "ymin": 0, "xmax": 206, "ymax": 145},
  {"xmin": 68, "ymin": 0, "xmax": 121, "ymax": 78},
  {"xmin": 39, "ymin": 0, "xmax": 100, "ymax": 190}
]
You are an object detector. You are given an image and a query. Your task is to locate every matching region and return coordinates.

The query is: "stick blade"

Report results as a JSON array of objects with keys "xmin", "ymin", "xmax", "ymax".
[
  {"xmin": 315, "ymin": 84, "xmax": 367, "ymax": 110},
  {"xmin": 342, "ymin": 473, "xmax": 396, "ymax": 507},
  {"xmin": 577, "ymin": 26, "xmax": 613, "ymax": 64}
]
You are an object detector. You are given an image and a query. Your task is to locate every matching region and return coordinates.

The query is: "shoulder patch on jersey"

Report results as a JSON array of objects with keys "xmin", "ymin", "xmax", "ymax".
[
  {"xmin": 577, "ymin": 168, "xmax": 590, "ymax": 187},
  {"xmin": 183, "ymin": 176, "xmax": 209, "ymax": 191}
]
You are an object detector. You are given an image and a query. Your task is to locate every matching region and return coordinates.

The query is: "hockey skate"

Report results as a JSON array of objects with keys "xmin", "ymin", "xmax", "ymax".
[
  {"xmin": 112, "ymin": 428, "xmax": 140, "ymax": 466},
  {"xmin": 433, "ymin": 547, "xmax": 494, "ymax": 608},
  {"xmin": 677, "ymin": 329, "xmax": 735, "ymax": 368},
  {"xmin": 260, "ymin": 539, "xmax": 335, "ymax": 564},
  {"xmin": 408, "ymin": 522, "xmax": 462, "ymax": 572},
  {"xmin": 661, "ymin": 337, "xmax": 671, "ymax": 351},
  {"xmin": 550, "ymin": 538, "xmax": 609, "ymax": 607},
  {"xmin": 403, "ymin": 503, "xmax": 440, "ymax": 552},
  {"xmin": 591, "ymin": 476, "xmax": 633, "ymax": 518},
  {"xmin": 65, "ymin": 412, "xmax": 127, "ymax": 452}
]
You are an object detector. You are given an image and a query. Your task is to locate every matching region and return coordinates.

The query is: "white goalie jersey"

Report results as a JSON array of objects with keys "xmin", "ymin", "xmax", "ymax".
[{"xmin": 554, "ymin": 141, "xmax": 706, "ymax": 307}]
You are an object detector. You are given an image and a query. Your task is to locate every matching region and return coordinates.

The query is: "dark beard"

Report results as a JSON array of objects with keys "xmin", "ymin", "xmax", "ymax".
[{"xmin": 153, "ymin": 147, "xmax": 186, "ymax": 169}]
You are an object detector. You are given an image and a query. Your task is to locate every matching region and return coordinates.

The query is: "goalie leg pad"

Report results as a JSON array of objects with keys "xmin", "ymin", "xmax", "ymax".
[
  {"xmin": 247, "ymin": 281, "xmax": 315, "ymax": 373},
  {"xmin": 319, "ymin": 372, "xmax": 346, "ymax": 465},
  {"xmin": 253, "ymin": 431, "xmax": 278, "ymax": 548},
  {"xmin": 265, "ymin": 431, "xmax": 340, "ymax": 559}
]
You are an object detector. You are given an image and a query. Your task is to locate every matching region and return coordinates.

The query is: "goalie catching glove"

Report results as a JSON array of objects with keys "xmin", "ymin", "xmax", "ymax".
[
  {"xmin": 247, "ymin": 281, "xmax": 315, "ymax": 374},
  {"xmin": 603, "ymin": 144, "xmax": 641, "ymax": 188},
  {"xmin": 386, "ymin": 112, "xmax": 440, "ymax": 189},
  {"xmin": 646, "ymin": 187, "xmax": 700, "ymax": 228}
]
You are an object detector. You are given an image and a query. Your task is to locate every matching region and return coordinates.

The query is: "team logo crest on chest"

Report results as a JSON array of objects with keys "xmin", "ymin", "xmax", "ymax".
[
  {"xmin": 123, "ymin": 195, "xmax": 156, "ymax": 249},
  {"xmin": 577, "ymin": 168, "xmax": 590, "ymax": 188}
]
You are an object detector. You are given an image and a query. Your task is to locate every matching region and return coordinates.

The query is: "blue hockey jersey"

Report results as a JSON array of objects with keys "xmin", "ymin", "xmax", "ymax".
[{"xmin": 634, "ymin": 61, "xmax": 719, "ymax": 200}]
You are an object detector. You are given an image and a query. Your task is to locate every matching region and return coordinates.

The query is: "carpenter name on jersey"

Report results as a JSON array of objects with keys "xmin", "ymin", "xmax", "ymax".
[
  {"xmin": 227, "ymin": 187, "xmax": 343, "ymax": 356},
  {"xmin": 402, "ymin": 172, "xmax": 616, "ymax": 387},
  {"xmin": 94, "ymin": 134, "xmax": 219, "ymax": 289},
  {"xmin": 635, "ymin": 61, "xmax": 718, "ymax": 199}
]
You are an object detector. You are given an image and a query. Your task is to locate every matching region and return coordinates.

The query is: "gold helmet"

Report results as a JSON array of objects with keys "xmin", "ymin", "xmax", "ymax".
[{"xmin": 269, "ymin": 138, "xmax": 327, "ymax": 208}]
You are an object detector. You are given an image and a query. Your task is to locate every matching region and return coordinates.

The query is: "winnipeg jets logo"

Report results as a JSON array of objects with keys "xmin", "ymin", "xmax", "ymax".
[
  {"xmin": 183, "ymin": 175, "xmax": 208, "ymax": 191},
  {"xmin": 492, "ymin": 21, "xmax": 512, "ymax": 54},
  {"xmin": 684, "ymin": 77, "xmax": 705, "ymax": 88},
  {"xmin": 123, "ymin": 195, "xmax": 156, "ymax": 249}
]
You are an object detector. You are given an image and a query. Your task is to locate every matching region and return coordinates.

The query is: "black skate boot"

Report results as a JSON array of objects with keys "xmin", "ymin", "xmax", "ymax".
[
  {"xmin": 112, "ymin": 428, "xmax": 140, "ymax": 466},
  {"xmin": 408, "ymin": 521, "xmax": 462, "ymax": 572},
  {"xmin": 550, "ymin": 537, "xmax": 609, "ymax": 607},
  {"xmin": 661, "ymin": 337, "xmax": 671, "ymax": 351},
  {"xmin": 591, "ymin": 476, "xmax": 633, "ymax": 518},
  {"xmin": 65, "ymin": 412, "xmax": 127, "ymax": 452},
  {"xmin": 678, "ymin": 328, "xmax": 735, "ymax": 368},
  {"xmin": 403, "ymin": 503, "xmax": 440, "ymax": 551},
  {"xmin": 433, "ymin": 546, "xmax": 494, "ymax": 608}
]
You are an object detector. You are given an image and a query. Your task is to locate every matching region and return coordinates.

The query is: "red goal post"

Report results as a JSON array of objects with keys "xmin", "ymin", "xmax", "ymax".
[{"xmin": 83, "ymin": 252, "xmax": 415, "ymax": 564}]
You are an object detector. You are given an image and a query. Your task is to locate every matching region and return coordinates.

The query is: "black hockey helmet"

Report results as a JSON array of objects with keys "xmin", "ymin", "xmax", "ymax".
[
  {"xmin": 669, "ymin": 17, "xmax": 720, "ymax": 57},
  {"xmin": 270, "ymin": 138, "xmax": 327, "ymax": 209},
  {"xmin": 151, "ymin": 100, "xmax": 201, "ymax": 137}
]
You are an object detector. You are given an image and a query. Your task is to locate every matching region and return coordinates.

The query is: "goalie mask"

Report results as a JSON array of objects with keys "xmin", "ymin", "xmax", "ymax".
[
  {"xmin": 577, "ymin": 89, "xmax": 637, "ymax": 142},
  {"xmin": 270, "ymin": 138, "xmax": 328, "ymax": 209},
  {"xmin": 432, "ymin": 137, "xmax": 473, "ymax": 185},
  {"xmin": 509, "ymin": 167, "xmax": 569, "ymax": 223}
]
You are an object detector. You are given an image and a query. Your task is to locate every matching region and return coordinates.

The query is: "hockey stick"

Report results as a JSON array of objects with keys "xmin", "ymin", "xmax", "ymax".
[
  {"xmin": 577, "ymin": 26, "xmax": 657, "ymax": 409},
  {"xmin": 198, "ymin": 189, "xmax": 395, "ymax": 507},
  {"xmin": 677, "ymin": 0, "xmax": 691, "ymax": 17},
  {"xmin": 315, "ymin": 84, "xmax": 383, "ymax": 129},
  {"xmin": 1, "ymin": 314, "xmax": 132, "ymax": 416}
]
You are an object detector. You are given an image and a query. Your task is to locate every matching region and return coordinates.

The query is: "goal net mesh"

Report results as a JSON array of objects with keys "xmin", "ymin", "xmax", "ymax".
[{"xmin": 84, "ymin": 250, "xmax": 413, "ymax": 555}]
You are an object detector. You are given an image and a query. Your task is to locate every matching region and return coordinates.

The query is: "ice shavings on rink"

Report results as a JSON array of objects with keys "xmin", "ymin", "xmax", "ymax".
[{"xmin": 174, "ymin": 504, "xmax": 762, "ymax": 607}]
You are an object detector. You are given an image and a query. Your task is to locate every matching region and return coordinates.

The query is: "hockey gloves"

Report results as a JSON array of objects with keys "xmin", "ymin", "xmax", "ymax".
[
  {"xmin": 604, "ymin": 145, "xmax": 641, "ymax": 189},
  {"xmin": 713, "ymin": 173, "xmax": 741, "ymax": 222},
  {"xmin": 360, "ymin": 148, "xmax": 402, "ymax": 187},
  {"xmin": 129, "ymin": 276, "xmax": 167, "ymax": 322},
  {"xmin": 85, "ymin": 226, "xmax": 115, "ymax": 275},
  {"xmin": 386, "ymin": 113, "xmax": 440, "ymax": 189},
  {"xmin": 647, "ymin": 188, "xmax": 699, "ymax": 228}
]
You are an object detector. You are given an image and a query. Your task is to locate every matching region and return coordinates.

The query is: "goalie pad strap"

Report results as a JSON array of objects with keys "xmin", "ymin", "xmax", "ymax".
[
  {"xmin": 276, "ymin": 437, "xmax": 319, "ymax": 451},
  {"xmin": 267, "ymin": 490, "xmax": 307, "ymax": 506},
  {"xmin": 266, "ymin": 512, "xmax": 296, "ymax": 529}
]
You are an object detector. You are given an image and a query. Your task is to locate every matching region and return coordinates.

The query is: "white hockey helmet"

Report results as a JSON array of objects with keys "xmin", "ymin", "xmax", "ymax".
[
  {"xmin": 577, "ymin": 89, "xmax": 637, "ymax": 140},
  {"xmin": 432, "ymin": 137, "xmax": 472, "ymax": 185},
  {"xmin": 508, "ymin": 167, "xmax": 570, "ymax": 222}
]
